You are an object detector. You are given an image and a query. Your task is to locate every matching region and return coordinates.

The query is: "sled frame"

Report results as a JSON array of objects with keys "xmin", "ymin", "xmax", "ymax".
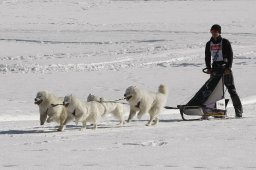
[{"xmin": 178, "ymin": 73, "xmax": 228, "ymax": 121}]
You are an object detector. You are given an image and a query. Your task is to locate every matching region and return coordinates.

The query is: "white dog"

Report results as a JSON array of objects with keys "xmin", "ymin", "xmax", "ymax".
[
  {"xmin": 87, "ymin": 94, "xmax": 125, "ymax": 125},
  {"xmin": 124, "ymin": 84, "xmax": 168, "ymax": 126},
  {"xmin": 34, "ymin": 91, "xmax": 73, "ymax": 131},
  {"xmin": 63, "ymin": 95, "xmax": 107, "ymax": 130}
]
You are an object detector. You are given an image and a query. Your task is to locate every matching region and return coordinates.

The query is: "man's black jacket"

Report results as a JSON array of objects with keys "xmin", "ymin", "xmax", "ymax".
[{"xmin": 205, "ymin": 36, "xmax": 233, "ymax": 69}]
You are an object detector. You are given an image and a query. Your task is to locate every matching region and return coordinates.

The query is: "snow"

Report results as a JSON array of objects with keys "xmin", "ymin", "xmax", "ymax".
[{"xmin": 0, "ymin": 0, "xmax": 256, "ymax": 169}]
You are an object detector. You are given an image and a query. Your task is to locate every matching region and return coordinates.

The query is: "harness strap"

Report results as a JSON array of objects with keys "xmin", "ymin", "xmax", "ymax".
[
  {"xmin": 135, "ymin": 101, "xmax": 141, "ymax": 108},
  {"xmin": 101, "ymin": 101, "xmax": 129, "ymax": 105},
  {"xmin": 98, "ymin": 97, "xmax": 129, "ymax": 105},
  {"xmin": 51, "ymin": 103, "xmax": 64, "ymax": 107}
]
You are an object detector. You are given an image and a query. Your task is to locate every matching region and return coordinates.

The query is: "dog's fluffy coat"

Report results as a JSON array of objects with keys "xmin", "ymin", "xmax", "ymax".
[
  {"xmin": 87, "ymin": 94, "xmax": 125, "ymax": 125},
  {"xmin": 64, "ymin": 95, "xmax": 108, "ymax": 130},
  {"xmin": 34, "ymin": 91, "xmax": 73, "ymax": 131},
  {"xmin": 124, "ymin": 84, "xmax": 168, "ymax": 126}
]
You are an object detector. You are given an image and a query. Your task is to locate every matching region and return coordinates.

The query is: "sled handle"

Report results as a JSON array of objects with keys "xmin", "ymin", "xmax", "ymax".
[
  {"xmin": 202, "ymin": 68, "xmax": 210, "ymax": 74},
  {"xmin": 202, "ymin": 67, "xmax": 226, "ymax": 75}
]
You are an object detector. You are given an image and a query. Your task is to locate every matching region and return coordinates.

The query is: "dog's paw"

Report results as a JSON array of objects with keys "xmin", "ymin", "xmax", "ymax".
[
  {"xmin": 57, "ymin": 128, "xmax": 64, "ymax": 132},
  {"xmin": 46, "ymin": 119, "xmax": 51, "ymax": 123},
  {"xmin": 151, "ymin": 122, "xmax": 158, "ymax": 126},
  {"xmin": 117, "ymin": 121, "xmax": 125, "ymax": 126},
  {"xmin": 151, "ymin": 118, "xmax": 159, "ymax": 126}
]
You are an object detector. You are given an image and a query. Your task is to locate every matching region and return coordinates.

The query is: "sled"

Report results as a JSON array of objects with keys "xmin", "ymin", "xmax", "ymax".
[{"xmin": 165, "ymin": 67, "xmax": 229, "ymax": 121}]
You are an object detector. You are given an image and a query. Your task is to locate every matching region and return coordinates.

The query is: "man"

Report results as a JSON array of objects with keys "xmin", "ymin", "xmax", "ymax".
[{"xmin": 205, "ymin": 24, "xmax": 243, "ymax": 118}]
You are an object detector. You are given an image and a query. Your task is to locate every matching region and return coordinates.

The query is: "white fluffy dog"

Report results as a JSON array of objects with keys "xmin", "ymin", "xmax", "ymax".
[
  {"xmin": 124, "ymin": 84, "xmax": 168, "ymax": 126},
  {"xmin": 63, "ymin": 95, "xmax": 106, "ymax": 130},
  {"xmin": 34, "ymin": 91, "xmax": 73, "ymax": 131},
  {"xmin": 87, "ymin": 94, "xmax": 125, "ymax": 125}
]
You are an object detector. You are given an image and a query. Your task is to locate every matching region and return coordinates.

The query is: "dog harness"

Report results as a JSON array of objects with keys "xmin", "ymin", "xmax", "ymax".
[{"xmin": 135, "ymin": 101, "xmax": 141, "ymax": 108}]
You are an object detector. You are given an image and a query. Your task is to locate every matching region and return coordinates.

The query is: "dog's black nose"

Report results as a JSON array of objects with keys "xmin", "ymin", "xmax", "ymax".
[
  {"xmin": 124, "ymin": 94, "xmax": 126, "ymax": 97},
  {"xmin": 34, "ymin": 98, "xmax": 37, "ymax": 101}
]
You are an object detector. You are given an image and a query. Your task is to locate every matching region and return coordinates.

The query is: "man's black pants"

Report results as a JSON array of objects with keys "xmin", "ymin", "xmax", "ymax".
[{"xmin": 223, "ymin": 71, "xmax": 243, "ymax": 116}]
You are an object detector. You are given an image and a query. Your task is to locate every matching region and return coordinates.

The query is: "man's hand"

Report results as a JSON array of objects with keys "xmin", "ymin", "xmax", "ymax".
[
  {"xmin": 206, "ymin": 68, "xmax": 212, "ymax": 74},
  {"xmin": 224, "ymin": 68, "xmax": 231, "ymax": 75}
]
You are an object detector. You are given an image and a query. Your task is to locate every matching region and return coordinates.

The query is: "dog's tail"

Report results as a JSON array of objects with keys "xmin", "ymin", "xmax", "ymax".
[{"xmin": 158, "ymin": 84, "xmax": 168, "ymax": 95}]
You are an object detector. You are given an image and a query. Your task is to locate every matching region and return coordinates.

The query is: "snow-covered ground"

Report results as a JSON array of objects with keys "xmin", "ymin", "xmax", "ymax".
[{"xmin": 0, "ymin": 0, "xmax": 256, "ymax": 169}]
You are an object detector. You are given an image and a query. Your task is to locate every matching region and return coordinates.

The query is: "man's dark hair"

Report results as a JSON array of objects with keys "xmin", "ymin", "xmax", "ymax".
[{"xmin": 211, "ymin": 24, "xmax": 221, "ymax": 34}]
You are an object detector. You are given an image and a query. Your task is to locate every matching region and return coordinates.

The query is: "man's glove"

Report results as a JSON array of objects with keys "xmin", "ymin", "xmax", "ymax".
[
  {"xmin": 224, "ymin": 68, "xmax": 231, "ymax": 75},
  {"xmin": 206, "ymin": 68, "xmax": 212, "ymax": 74}
]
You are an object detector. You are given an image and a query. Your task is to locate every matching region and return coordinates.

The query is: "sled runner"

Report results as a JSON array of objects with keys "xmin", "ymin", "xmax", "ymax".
[{"xmin": 165, "ymin": 68, "xmax": 229, "ymax": 121}]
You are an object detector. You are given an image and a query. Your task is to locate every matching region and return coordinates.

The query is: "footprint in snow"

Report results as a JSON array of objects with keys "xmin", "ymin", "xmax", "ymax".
[
  {"xmin": 122, "ymin": 140, "xmax": 167, "ymax": 147},
  {"xmin": 3, "ymin": 165, "xmax": 18, "ymax": 168}
]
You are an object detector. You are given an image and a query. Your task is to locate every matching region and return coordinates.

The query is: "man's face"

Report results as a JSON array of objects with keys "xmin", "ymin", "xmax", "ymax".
[{"xmin": 211, "ymin": 29, "xmax": 220, "ymax": 39}]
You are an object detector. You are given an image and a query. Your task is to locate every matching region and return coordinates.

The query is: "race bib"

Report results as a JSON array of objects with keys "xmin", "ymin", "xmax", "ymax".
[{"xmin": 210, "ymin": 41, "xmax": 223, "ymax": 62}]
